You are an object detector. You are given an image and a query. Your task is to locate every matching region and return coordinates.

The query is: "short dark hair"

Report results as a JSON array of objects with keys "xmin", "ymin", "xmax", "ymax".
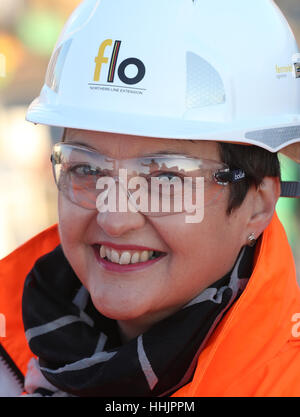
[{"xmin": 218, "ymin": 142, "xmax": 281, "ymax": 214}]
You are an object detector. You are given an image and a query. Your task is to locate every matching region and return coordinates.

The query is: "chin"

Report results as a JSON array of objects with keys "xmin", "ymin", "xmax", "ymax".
[{"xmin": 90, "ymin": 292, "xmax": 149, "ymax": 322}]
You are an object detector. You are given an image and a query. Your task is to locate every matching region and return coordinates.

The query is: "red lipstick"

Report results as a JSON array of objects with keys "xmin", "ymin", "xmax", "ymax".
[
  {"xmin": 92, "ymin": 244, "xmax": 166, "ymax": 273},
  {"xmin": 97, "ymin": 241, "xmax": 161, "ymax": 252}
]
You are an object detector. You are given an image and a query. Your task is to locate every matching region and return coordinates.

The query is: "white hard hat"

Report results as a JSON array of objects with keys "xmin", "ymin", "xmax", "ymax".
[{"xmin": 26, "ymin": 0, "xmax": 300, "ymax": 158}]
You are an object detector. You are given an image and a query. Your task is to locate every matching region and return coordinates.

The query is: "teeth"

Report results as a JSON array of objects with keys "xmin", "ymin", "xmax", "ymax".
[
  {"xmin": 100, "ymin": 245, "xmax": 106, "ymax": 258},
  {"xmin": 119, "ymin": 252, "xmax": 131, "ymax": 265},
  {"xmin": 140, "ymin": 251, "xmax": 150, "ymax": 262},
  {"xmin": 131, "ymin": 252, "xmax": 140, "ymax": 264},
  {"xmin": 106, "ymin": 247, "xmax": 111, "ymax": 259},
  {"xmin": 99, "ymin": 246, "xmax": 157, "ymax": 265},
  {"xmin": 111, "ymin": 250, "xmax": 120, "ymax": 264}
]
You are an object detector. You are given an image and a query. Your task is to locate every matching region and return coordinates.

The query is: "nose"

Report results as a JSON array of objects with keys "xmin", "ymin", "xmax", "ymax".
[
  {"xmin": 95, "ymin": 174, "xmax": 147, "ymax": 237},
  {"xmin": 96, "ymin": 210, "xmax": 146, "ymax": 238}
]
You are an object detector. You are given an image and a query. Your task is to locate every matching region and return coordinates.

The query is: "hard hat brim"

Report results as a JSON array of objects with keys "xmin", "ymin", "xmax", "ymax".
[{"xmin": 26, "ymin": 98, "xmax": 300, "ymax": 160}]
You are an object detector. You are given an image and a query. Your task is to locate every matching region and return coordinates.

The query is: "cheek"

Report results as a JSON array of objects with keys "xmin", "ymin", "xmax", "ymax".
[
  {"xmin": 58, "ymin": 195, "xmax": 80, "ymax": 249},
  {"xmin": 58, "ymin": 194, "xmax": 91, "ymax": 242},
  {"xmin": 153, "ymin": 198, "xmax": 229, "ymax": 253},
  {"xmin": 58, "ymin": 194, "xmax": 93, "ymax": 280},
  {"xmin": 152, "ymin": 203, "xmax": 245, "ymax": 286}
]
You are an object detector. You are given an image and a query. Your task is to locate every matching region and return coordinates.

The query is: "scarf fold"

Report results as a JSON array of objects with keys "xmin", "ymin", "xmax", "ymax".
[{"xmin": 22, "ymin": 244, "xmax": 254, "ymax": 397}]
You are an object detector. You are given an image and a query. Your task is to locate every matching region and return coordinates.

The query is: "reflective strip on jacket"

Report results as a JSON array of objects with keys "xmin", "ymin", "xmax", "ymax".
[{"xmin": 1, "ymin": 213, "xmax": 300, "ymax": 397}]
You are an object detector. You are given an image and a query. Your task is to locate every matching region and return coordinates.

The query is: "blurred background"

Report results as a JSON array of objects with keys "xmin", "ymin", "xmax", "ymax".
[{"xmin": 0, "ymin": 0, "xmax": 299, "ymax": 280}]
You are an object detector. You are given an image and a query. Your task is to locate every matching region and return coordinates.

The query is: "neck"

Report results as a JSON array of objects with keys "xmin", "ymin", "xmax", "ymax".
[
  {"xmin": 118, "ymin": 321, "xmax": 147, "ymax": 343},
  {"xmin": 117, "ymin": 306, "xmax": 180, "ymax": 343}
]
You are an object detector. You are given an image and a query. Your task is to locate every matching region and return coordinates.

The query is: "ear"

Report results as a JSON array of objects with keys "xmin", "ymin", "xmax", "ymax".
[{"xmin": 246, "ymin": 177, "xmax": 281, "ymax": 240}]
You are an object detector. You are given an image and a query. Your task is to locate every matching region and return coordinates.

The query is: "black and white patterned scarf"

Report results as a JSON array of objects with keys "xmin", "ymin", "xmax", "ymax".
[{"xmin": 22, "ymin": 244, "xmax": 254, "ymax": 397}]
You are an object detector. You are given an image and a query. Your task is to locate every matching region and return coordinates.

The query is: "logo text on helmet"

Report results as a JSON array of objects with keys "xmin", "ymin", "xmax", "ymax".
[{"xmin": 93, "ymin": 39, "xmax": 146, "ymax": 86}]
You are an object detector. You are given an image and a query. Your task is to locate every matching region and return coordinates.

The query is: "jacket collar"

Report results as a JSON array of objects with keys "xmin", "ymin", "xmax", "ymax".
[
  {"xmin": 0, "ymin": 224, "xmax": 60, "ymax": 376},
  {"xmin": 183, "ymin": 213, "xmax": 300, "ymax": 396}
]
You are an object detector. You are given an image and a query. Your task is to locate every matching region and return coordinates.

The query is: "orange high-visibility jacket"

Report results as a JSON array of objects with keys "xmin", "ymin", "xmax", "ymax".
[{"xmin": 1, "ymin": 213, "xmax": 300, "ymax": 397}]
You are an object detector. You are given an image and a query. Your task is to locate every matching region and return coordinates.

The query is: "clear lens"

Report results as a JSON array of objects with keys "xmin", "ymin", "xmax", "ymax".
[{"xmin": 51, "ymin": 143, "xmax": 229, "ymax": 215}]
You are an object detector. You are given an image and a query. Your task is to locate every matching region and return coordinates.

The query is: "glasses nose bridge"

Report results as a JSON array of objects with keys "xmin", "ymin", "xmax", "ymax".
[
  {"xmin": 103, "ymin": 164, "xmax": 138, "ymax": 205},
  {"xmin": 108, "ymin": 157, "xmax": 141, "ymax": 182}
]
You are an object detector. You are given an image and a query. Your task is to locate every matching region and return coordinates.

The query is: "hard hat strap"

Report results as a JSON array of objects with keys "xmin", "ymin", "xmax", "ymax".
[{"xmin": 280, "ymin": 181, "xmax": 300, "ymax": 198}]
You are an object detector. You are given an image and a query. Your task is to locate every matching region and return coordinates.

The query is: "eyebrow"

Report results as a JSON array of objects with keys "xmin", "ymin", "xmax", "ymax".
[
  {"xmin": 64, "ymin": 140, "xmax": 98, "ymax": 151},
  {"xmin": 142, "ymin": 150, "xmax": 192, "ymax": 158},
  {"xmin": 64, "ymin": 141, "xmax": 193, "ymax": 158}
]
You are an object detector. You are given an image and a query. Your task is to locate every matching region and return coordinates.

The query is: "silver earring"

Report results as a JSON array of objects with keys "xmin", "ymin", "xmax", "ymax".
[{"xmin": 247, "ymin": 233, "xmax": 256, "ymax": 247}]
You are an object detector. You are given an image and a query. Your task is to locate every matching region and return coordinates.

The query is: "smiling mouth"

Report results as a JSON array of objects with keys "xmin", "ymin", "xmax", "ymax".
[{"xmin": 93, "ymin": 244, "xmax": 166, "ymax": 266}]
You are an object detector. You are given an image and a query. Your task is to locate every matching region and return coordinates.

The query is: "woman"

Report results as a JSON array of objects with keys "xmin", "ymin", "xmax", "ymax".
[{"xmin": 1, "ymin": 0, "xmax": 300, "ymax": 397}]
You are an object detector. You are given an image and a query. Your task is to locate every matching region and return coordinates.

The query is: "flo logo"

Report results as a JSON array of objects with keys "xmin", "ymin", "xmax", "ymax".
[{"xmin": 93, "ymin": 39, "xmax": 146, "ymax": 86}]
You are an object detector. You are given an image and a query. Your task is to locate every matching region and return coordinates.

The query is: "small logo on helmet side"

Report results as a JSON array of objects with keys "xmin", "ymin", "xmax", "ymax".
[{"xmin": 294, "ymin": 63, "xmax": 300, "ymax": 79}]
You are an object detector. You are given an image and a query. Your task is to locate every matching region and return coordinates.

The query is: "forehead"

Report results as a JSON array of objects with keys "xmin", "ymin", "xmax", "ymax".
[{"xmin": 64, "ymin": 129, "xmax": 221, "ymax": 161}]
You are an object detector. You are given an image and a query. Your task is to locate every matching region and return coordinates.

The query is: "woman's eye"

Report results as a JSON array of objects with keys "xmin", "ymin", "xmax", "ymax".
[{"xmin": 70, "ymin": 164, "xmax": 100, "ymax": 176}]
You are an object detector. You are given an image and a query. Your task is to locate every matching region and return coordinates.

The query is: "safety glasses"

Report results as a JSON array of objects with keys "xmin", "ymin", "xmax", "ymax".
[{"xmin": 51, "ymin": 143, "xmax": 246, "ymax": 222}]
